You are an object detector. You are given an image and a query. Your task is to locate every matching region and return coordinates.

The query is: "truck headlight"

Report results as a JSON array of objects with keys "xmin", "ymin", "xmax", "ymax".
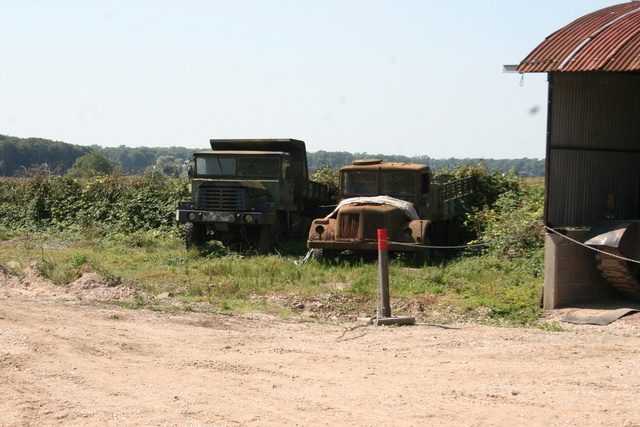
[
  {"xmin": 188, "ymin": 212, "xmax": 197, "ymax": 220},
  {"xmin": 244, "ymin": 214, "xmax": 254, "ymax": 223}
]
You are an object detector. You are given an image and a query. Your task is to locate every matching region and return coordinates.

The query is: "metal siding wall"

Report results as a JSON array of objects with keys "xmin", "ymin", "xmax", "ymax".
[
  {"xmin": 547, "ymin": 150, "xmax": 640, "ymax": 226},
  {"xmin": 547, "ymin": 72, "xmax": 640, "ymax": 227}
]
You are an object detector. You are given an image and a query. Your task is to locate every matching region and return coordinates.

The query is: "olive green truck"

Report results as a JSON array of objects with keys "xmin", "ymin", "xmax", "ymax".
[{"xmin": 176, "ymin": 138, "xmax": 329, "ymax": 253}]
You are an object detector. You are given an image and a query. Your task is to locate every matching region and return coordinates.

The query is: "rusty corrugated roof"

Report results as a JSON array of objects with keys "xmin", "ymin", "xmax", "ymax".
[{"xmin": 518, "ymin": 2, "xmax": 640, "ymax": 72}]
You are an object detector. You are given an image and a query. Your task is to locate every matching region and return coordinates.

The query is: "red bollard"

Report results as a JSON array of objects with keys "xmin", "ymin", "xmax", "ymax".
[
  {"xmin": 378, "ymin": 229, "xmax": 391, "ymax": 318},
  {"xmin": 374, "ymin": 229, "xmax": 415, "ymax": 326}
]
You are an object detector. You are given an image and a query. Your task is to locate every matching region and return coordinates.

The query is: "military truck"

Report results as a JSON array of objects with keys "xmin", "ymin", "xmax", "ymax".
[
  {"xmin": 176, "ymin": 138, "xmax": 329, "ymax": 253},
  {"xmin": 307, "ymin": 159, "xmax": 473, "ymax": 262}
]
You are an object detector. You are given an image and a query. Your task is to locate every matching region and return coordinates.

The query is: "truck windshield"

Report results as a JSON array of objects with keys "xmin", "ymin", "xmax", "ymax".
[
  {"xmin": 342, "ymin": 171, "xmax": 417, "ymax": 198},
  {"xmin": 196, "ymin": 155, "xmax": 282, "ymax": 178},
  {"xmin": 343, "ymin": 172, "xmax": 377, "ymax": 196},
  {"xmin": 380, "ymin": 173, "xmax": 416, "ymax": 197}
]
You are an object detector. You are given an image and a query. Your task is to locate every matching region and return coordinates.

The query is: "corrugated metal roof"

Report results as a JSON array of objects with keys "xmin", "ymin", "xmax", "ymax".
[{"xmin": 518, "ymin": 2, "xmax": 640, "ymax": 72}]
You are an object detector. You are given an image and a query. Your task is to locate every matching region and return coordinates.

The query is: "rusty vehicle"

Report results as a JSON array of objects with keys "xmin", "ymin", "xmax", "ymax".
[
  {"xmin": 176, "ymin": 138, "xmax": 329, "ymax": 253},
  {"xmin": 307, "ymin": 159, "xmax": 473, "ymax": 263}
]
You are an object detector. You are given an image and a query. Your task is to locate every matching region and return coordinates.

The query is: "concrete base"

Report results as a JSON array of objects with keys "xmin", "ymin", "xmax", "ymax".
[
  {"xmin": 544, "ymin": 230, "xmax": 619, "ymax": 309},
  {"xmin": 372, "ymin": 316, "xmax": 415, "ymax": 326}
]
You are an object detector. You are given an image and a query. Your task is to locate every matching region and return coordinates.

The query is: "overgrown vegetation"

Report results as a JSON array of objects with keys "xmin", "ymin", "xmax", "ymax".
[
  {"xmin": 0, "ymin": 169, "xmax": 188, "ymax": 234},
  {"xmin": 451, "ymin": 163, "xmax": 545, "ymax": 259},
  {"xmin": 0, "ymin": 164, "xmax": 547, "ymax": 327}
]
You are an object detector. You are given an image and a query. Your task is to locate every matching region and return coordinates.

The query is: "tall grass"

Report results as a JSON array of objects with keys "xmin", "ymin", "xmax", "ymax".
[{"xmin": 0, "ymin": 229, "xmax": 544, "ymax": 325}]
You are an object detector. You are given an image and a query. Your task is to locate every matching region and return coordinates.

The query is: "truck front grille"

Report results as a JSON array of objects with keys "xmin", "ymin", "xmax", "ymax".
[
  {"xmin": 196, "ymin": 184, "xmax": 246, "ymax": 211},
  {"xmin": 362, "ymin": 214, "xmax": 383, "ymax": 239},
  {"xmin": 338, "ymin": 211, "xmax": 384, "ymax": 240},
  {"xmin": 339, "ymin": 214, "xmax": 359, "ymax": 238}
]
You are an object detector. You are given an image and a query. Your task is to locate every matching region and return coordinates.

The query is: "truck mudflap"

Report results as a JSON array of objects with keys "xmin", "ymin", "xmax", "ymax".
[{"xmin": 585, "ymin": 221, "xmax": 640, "ymax": 301}]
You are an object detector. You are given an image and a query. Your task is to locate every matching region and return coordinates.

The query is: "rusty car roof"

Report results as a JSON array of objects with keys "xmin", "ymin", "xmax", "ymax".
[{"xmin": 341, "ymin": 161, "xmax": 430, "ymax": 172}]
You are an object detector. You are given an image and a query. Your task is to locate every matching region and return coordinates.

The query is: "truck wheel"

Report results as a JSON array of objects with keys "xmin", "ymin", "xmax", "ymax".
[
  {"xmin": 184, "ymin": 222, "xmax": 207, "ymax": 249},
  {"xmin": 259, "ymin": 224, "xmax": 282, "ymax": 255},
  {"xmin": 409, "ymin": 248, "xmax": 431, "ymax": 266},
  {"xmin": 311, "ymin": 248, "xmax": 335, "ymax": 262},
  {"xmin": 408, "ymin": 238, "xmax": 433, "ymax": 267}
]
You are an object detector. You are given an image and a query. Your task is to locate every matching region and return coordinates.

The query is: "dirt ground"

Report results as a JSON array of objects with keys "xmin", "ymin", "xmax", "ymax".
[{"xmin": 2, "ymin": 264, "xmax": 640, "ymax": 427}]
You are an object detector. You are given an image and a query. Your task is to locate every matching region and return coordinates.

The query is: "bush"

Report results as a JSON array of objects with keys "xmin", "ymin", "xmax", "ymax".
[
  {"xmin": 0, "ymin": 174, "xmax": 189, "ymax": 234},
  {"xmin": 310, "ymin": 164, "xmax": 339, "ymax": 196},
  {"xmin": 443, "ymin": 162, "xmax": 523, "ymax": 210},
  {"xmin": 474, "ymin": 184, "xmax": 544, "ymax": 258},
  {"xmin": 438, "ymin": 163, "xmax": 544, "ymax": 258}
]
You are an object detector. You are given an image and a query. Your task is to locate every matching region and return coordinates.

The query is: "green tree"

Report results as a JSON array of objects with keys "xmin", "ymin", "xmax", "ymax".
[
  {"xmin": 67, "ymin": 152, "xmax": 114, "ymax": 177},
  {"xmin": 155, "ymin": 155, "xmax": 184, "ymax": 177}
]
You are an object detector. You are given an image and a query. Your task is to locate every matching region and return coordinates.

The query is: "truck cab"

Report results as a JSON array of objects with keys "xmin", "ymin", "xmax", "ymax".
[
  {"xmin": 176, "ymin": 139, "xmax": 328, "ymax": 253},
  {"xmin": 340, "ymin": 159, "xmax": 431, "ymax": 212}
]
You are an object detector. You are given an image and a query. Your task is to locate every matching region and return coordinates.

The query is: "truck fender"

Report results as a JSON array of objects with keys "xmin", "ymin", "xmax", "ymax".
[
  {"xmin": 308, "ymin": 217, "xmax": 336, "ymax": 241},
  {"xmin": 396, "ymin": 220, "xmax": 432, "ymax": 244},
  {"xmin": 584, "ymin": 221, "xmax": 640, "ymax": 248}
]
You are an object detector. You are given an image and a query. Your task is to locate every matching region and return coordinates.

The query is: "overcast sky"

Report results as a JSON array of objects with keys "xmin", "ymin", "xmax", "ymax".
[{"xmin": 1, "ymin": 1, "xmax": 620, "ymax": 158}]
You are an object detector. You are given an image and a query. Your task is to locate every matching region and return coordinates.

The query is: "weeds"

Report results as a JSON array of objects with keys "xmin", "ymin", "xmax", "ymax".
[
  {"xmin": 536, "ymin": 321, "xmax": 567, "ymax": 332},
  {"xmin": 38, "ymin": 248, "xmax": 83, "ymax": 286},
  {"xmin": 1, "ymin": 229, "xmax": 546, "ymax": 326}
]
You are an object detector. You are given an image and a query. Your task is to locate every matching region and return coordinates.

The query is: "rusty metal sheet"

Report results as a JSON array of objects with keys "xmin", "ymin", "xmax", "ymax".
[
  {"xmin": 562, "ymin": 308, "xmax": 639, "ymax": 325},
  {"xmin": 518, "ymin": 3, "xmax": 640, "ymax": 72},
  {"xmin": 584, "ymin": 221, "xmax": 634, "ymax": 247}
]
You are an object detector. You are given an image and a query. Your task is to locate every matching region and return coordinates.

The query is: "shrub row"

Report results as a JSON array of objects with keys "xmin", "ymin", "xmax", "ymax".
[{"xmin": 0, "ymin": 172, "xmax": 188, "ymax": 234}]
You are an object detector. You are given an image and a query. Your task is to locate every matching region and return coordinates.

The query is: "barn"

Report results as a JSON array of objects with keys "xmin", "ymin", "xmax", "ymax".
[{"xmin": 515, "ymin": 2, "xmax": 640, "ymax": 309}]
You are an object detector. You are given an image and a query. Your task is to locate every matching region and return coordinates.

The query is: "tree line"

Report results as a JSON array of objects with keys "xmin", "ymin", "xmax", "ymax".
[
  {"xmin": 307, "ymin": 151, "xmax": 545, "ymax": 177},
  {"xmin": 0, "ymin": 135, "xmax": 545, "ymax": 177},
  {"xmin": 0, "ymin": 135, "xmax": 93, "ymax": 176}
]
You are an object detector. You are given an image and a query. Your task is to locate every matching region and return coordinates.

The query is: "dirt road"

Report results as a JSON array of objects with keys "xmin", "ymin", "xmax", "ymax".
[{"xmin": 2, "ymin": 265, "xmax": 640, "ymax": 426}]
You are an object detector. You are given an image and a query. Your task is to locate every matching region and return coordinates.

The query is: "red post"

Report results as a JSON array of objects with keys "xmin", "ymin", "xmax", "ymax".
[
  {"xmin": 377, "ymin": 229, "xmax": 391, "ymax": 318},
  {"xmin": 378, "ymin": 229, "xmax": 388, "ymax": 250}
]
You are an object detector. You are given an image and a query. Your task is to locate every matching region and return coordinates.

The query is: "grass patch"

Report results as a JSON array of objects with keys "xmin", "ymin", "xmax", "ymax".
[
  {"xmin": 38, "ymin": 250, "xmax": 83, "ymax": 286},
  {"xmin": 0, "ymin": 229, "xmax": 545, "ymax": 327}
]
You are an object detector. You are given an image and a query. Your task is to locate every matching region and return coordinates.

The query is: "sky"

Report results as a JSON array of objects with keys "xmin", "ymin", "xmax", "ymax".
[{"xmin": 1, "ymin": 1, "xmax": 623, "ymax": 159}]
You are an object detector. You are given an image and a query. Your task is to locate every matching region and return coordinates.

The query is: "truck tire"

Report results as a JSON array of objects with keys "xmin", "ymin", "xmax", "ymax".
[
  {"xmin": 595, "ymin": 246, "xmax": 640, "ymax": 300},
  {"xmin": 407, "ymin": 241, "xmax": 432, "ymax": 267},
  {"xmin": 259, "ymin": 224, "xmax": 282, "ymax": 255},
  {"xmin": 411, "ymin": 249, "xmax": 431, "ymax": 266},
  {"xmin": 184, "ymin": 222, "xmax": 207, "ymax": 249},
  {"xmin": 311, "ymin": 248, "xmax": 335, "ymax": 262},
  {"xmin": 407, "ymin": 228, "xmax": 434, "ymax": 266}
]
